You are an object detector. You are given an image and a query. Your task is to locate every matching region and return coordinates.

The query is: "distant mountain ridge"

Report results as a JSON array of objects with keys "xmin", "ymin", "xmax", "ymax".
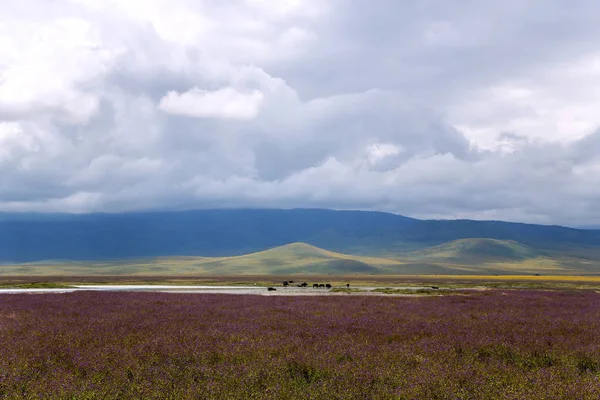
[{"xmin": 1, "ymin": 208, "xmax": 600, "ymax": 263}]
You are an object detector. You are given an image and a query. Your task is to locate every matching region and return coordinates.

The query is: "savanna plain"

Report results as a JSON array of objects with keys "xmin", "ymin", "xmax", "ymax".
[{"xmin": 2, "ymin": 283, "xmax": 600, "ymax": 399}]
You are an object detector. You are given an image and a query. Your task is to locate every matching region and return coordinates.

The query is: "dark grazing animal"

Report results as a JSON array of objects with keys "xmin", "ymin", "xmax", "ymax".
[
  {"xmin": 283, "ymin": 281, "xmax": 289, "ymax": 287},
  {"xmin": 318, "ymin": 284, "xmax": 325, "ymax": 288},
  {"xmin": 313, "ymin": 284, "xmax": 319, "ymax": 289},
  {"xmin": 431, "ymin": 286, "xmax": 439, "ymax": 290},
  {"xmin": 325, "ymin": 284, "xmax": 332, "ymax": 289},
  {"xmin": 346, "ymin": 284, "xmax": 350, "ymax": 288},
  {"xmin": 267, "ymin": 287, "xmax": 277, "ymax": 291}
]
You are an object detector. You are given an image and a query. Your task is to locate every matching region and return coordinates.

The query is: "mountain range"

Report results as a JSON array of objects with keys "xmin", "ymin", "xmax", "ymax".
[{"xmin": 1, "ymin": 209, "xmax": 600, "ymax": 274}]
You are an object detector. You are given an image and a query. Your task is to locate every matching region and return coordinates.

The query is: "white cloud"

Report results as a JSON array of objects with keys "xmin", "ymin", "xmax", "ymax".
[
  {"xmin": 159, "ymin": 87, "xmax": 264, "ymax": 119},
  {"xmin": 366, "ymin": 143, "xmax": 402, "ymax": 165},
  {"xmin": 0, "ymin": 12, "xmax": 120, "ymax": 124}
]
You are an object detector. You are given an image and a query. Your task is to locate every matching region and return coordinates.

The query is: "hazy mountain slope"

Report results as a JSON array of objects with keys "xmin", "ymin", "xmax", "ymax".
[
  {"xmin": 1, "ymin": 209, "xmax": 600, "ymax": 263},
  {"xmin": 0, "ymin": 209, "xmax": 417, "ymax": 262}
]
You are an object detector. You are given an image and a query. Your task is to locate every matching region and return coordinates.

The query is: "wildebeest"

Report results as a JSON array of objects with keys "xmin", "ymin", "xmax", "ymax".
[
  {"xmin": 325, "ymin": 284, "xmax": 332, "ymax": 289},
  {"xmin": 431, "ymin": 286, "xmax": 439, "ymax": 290},
  {"xmin": 346, "ymin": 283, "xmax": 350, "ymax": 288},
  {"xmin": 313, "ymin": 284, "xmax": 319, "ymax": 289},
  {"xmin": 267, "ymin": 287, "xmax": 277, "ymax": 291},
  {"xmin": 318, "ymin": 284, "xmax": 325, "ymax": 288},
  {"xmin": 283, "ymin": 281, "xmax": 289, "ymax": 287},
  {"xmin": 300, "ymin": 282, "xmax": 308, "ymax": 287},
  {"xmin": 289, "ymin": 280, "xmax": 295, "ymax": 284}
]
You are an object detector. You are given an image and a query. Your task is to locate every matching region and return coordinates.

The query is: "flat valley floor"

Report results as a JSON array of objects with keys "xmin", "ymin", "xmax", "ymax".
[{"xmin": 1, "ymin": 286, "xmax": 600, "ymax": 399}]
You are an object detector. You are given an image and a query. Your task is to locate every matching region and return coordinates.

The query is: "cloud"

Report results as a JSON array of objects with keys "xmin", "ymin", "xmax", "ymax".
[
  {"xmin": 159, "ymin": 87, "xmax": 264, "ymax": 119},
  {"xmin": 1, "ymin": 0, "xmax": 600, "ymax": 226}
]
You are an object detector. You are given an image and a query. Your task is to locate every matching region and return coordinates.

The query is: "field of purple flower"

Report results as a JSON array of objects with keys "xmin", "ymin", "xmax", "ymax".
[{"xmin": 1, "ymin": 291, "xmax": 600, "ymax": 399}]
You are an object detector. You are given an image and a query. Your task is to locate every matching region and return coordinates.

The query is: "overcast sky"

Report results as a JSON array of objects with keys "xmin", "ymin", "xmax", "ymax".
[{"xmin": 2, "ymin": 0, "xmax": 600, "ymax": 225}]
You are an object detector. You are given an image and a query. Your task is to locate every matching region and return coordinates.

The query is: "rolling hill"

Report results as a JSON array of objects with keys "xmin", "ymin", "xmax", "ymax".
[
  {"xmin": 0, "ymin": 240, "xmax": 597, "ymax": 276},
  {"xmin": 194, "ymin": 242, "xmax": 399, "ymax": 275},
  {"xmin": 398, "ymin": 238, "xmax": 573, "ymax": 275},
  {"xmin": 0, "ymin": 242, "xmax": 400, "ymax": 276},
  {"xmin": 406, "ymin": 239, "xmax": 543, "ymax": 262}
]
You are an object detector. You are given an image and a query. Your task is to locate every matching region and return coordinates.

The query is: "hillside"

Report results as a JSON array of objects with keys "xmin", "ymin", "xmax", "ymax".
[
  {"xmin": 196, "ymin": 242, "xmax": 400, "ymax": 275},
  {"xmin": 406, "ymin": 239, "xmax": 542, "ymax": 262},
  {"xmin": 0, "ymin": 243, "xmax": 400, "ymax": 276},
  {"xmin": 1, "ymin": 209, "xmax": 600, "ymax": 263},
  {"xmin": 1, "ymin": 241, "xmax": 598, "ymax": 276}
]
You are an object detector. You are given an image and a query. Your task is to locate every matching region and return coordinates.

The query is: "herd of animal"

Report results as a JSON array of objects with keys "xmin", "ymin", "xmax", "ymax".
[{"xmin": 266, "ymin": 281, "xmax": 350, "ymax": 291}]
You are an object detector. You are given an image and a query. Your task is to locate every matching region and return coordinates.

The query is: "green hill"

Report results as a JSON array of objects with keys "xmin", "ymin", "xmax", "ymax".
[
  {"xmin": 396, "ymin": 239, "xmax": 578, "ymax": 275},
  {"xmin": 406, "ymin": 239, "xmax": 542, "ymax": 261},
  {"xmin": 1, "ymin": 240, "xmax": 599, "ymax": 277},
  {"xmin": 193, "ymin": 242, "xmax": 400, "ymax": 274},
  {"xmin": 0, "ymin": 243, "xmax": 402, "ymax": 276}
]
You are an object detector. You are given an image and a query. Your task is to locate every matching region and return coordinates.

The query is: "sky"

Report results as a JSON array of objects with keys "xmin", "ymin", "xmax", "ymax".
[{"xmin": 2, "ymin": 0, "xmax": 600, "ymax": 225}]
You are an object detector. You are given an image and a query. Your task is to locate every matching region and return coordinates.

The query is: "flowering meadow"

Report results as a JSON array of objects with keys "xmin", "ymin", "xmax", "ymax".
[{"xmin": 1, "ymin": 291, "xmax": 600, "ymax": 399}]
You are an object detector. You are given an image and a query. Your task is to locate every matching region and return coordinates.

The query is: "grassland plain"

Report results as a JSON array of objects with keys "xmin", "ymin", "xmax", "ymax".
[
  {"xmin": 4, "ymin": 274, "xmax": 600, "ymax": 292},
  {"xmin": 1, "ymin": 291, "xmax": 600, "ymax": 399},
  {"xmin": 2, "ymin": 240, "xmax": 600, "ymax": 277}
]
